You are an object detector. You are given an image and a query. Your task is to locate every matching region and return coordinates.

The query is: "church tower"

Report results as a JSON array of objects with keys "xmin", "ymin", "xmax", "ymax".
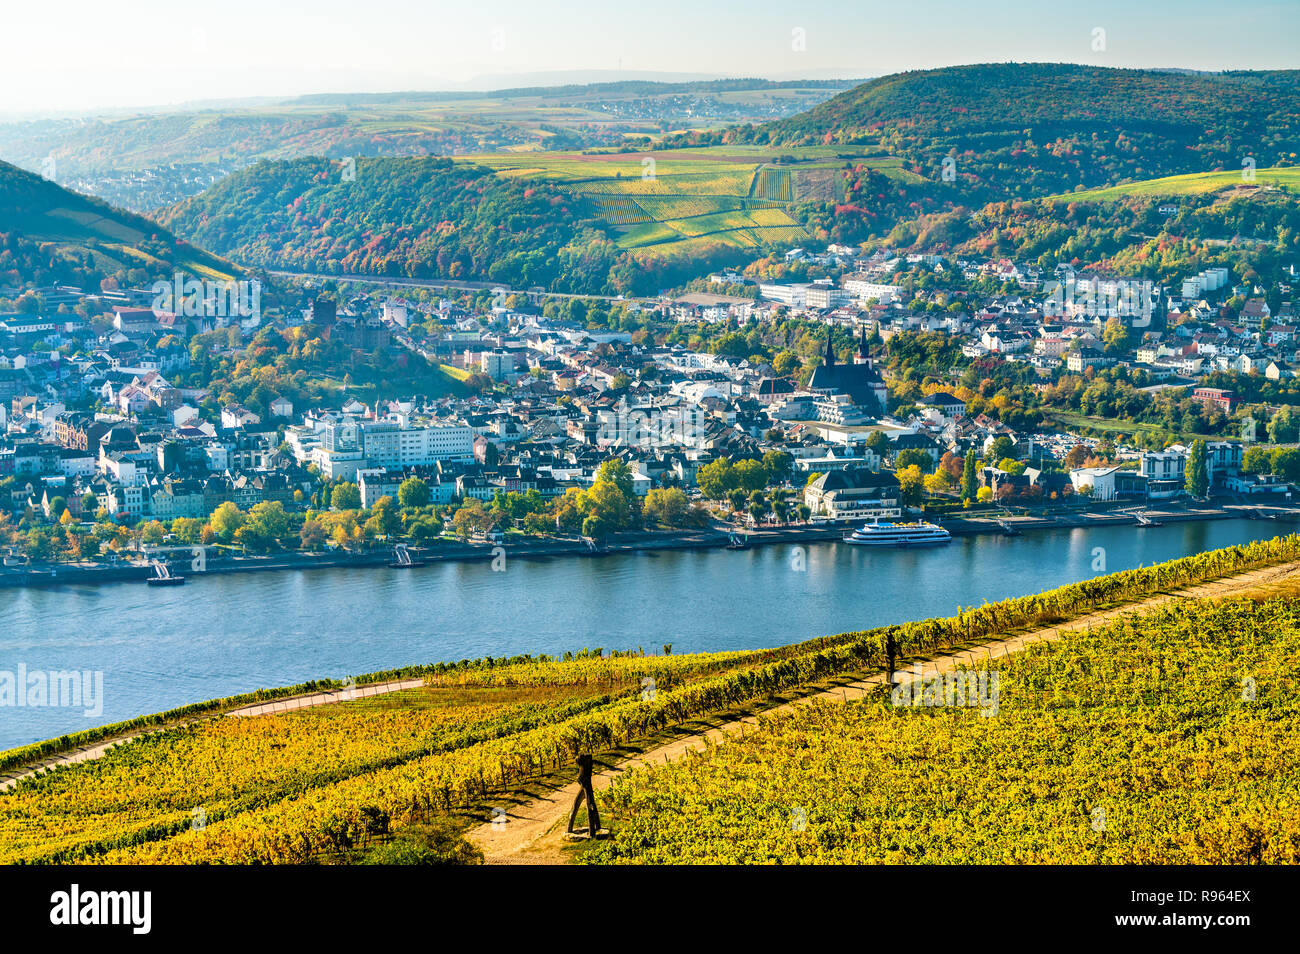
[{"xmin": 854, "ymin": 326, "xmax": 871, "ymax": 365}]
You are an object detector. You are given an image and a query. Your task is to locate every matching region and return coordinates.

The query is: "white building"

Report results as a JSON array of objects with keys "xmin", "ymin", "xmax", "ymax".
[
  {"xmin": 382, "ymin": 299, "xmax": 409, "ymax": 327},
  {"xmin": 758, "ymin": 283, "xmax": 810, "ymax": 307},
  {"xmin": 360, "ymin": 419, "xmax": 476, "ymax": 468},
  {"xmin": 1068, "ymin": 466, "xmax": 1146, "ymax": 501},
  {"xmin": 842, "ymin": 276, "xmax": 901, "ymax": 304},
  {"xmin": 480, "ymin": 350, "xmax": 515, "ymax": 382}
]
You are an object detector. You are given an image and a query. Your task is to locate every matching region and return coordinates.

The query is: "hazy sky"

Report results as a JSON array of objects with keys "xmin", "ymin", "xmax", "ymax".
[{"xmin": 4, "ymin": 0, "xmax": 1297, "ymax": 114}]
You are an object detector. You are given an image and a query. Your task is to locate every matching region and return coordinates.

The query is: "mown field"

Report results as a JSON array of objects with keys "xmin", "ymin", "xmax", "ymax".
[
  {"xmin": 461, "ymin": 147, "xmax": 916, "ymax": 258},
  {"xmin": 4, "ymin": 536, "xmax": 1298, "ymax": 865}
]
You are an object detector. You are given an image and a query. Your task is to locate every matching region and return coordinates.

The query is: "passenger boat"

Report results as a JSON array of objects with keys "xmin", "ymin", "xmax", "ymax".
[{"xmin": 843, "ymin": 519, "xmax": 952, "ymax": 547}]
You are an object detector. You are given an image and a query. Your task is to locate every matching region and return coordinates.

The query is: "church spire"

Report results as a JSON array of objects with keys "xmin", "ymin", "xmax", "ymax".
[{"xmin": 823, "ymin": 332, "xmax": 836, "ymax": 368}]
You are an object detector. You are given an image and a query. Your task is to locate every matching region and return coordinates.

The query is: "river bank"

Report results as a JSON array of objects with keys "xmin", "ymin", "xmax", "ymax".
[
  {"xmin": 2, "ymin": 516, "xmax": 1291, "ymax": 751},
  {"xmin": 3, "ymin": 500, "xmax": 1297, "ymax": 589}
]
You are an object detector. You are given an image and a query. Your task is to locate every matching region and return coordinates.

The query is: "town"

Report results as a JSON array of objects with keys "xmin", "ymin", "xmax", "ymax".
[
  {"xmin": 3, "ymin": 4, "xmax": 1300, "ymax": 890},
  {"xmin": 2, "ymin": 237, "xmax": 1297, "ymax": 579}
]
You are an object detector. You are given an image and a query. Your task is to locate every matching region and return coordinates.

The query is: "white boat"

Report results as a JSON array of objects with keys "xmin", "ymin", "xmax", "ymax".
[{"xmin": 843, "ymin": 519, "xmax": 952, "ymax": 547}]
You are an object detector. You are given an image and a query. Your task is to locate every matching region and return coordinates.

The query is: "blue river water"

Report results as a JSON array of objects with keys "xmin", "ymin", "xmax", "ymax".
[{"xmin": 0, "ymin": 519, "xmax": 1290, "ymax": 750}]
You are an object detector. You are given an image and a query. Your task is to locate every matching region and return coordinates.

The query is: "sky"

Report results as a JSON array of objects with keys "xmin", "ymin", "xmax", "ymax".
[{"xmin": 2, "ymin": 0, "xmax": 1297, "ymax": 114}]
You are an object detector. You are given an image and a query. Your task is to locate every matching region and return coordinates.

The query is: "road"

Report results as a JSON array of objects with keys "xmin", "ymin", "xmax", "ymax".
[{"xmin": 266, "ymin": 269, "xmax": 639, "ymax": 302}]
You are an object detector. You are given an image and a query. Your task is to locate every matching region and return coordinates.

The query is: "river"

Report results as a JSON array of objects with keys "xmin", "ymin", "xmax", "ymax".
[{"xmin": 0, "ymin": 519, "xmax": 1290, "ymax": 751}]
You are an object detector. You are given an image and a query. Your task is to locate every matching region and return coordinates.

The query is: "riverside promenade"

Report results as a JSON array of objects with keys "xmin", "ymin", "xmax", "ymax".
[{"xmin": 2, "ymin": 501, "xmax": 1295, "ymax": 589}]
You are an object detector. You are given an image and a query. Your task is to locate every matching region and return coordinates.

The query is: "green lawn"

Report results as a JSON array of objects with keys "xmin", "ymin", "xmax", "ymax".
[{"xmin": 1044, "ymin": 408, "xmax": 1224, "ymax": 443}]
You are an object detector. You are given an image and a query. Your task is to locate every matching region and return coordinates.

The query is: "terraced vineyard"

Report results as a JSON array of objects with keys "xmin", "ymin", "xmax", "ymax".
[
  {"xmin": 0, "ymin": 648, "xmax": 773, "ymax": 864},
  {"xmin": 5, "ymin": 536, "xmax": 1297, "ymax": 865},
  {"xmin": 463, "ymin": 146, "xmax": 916, "ymax": 257},
  {"xmin": 584, "ymin": 593, "xmax": 1300, "ymax": 864},
  {"xmin": 751, "ymin": 166, "xmax": 794, "ymax": 202}
]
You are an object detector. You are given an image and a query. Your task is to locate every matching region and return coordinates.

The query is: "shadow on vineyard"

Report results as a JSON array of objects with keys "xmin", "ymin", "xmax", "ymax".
[
  {"xmin": 2, "ymin": 537, "xmax": 1299, "ymax": 865},
  {"xmin": 582, "ymin": 590, "xmax": 1300, "ymax": 864}
]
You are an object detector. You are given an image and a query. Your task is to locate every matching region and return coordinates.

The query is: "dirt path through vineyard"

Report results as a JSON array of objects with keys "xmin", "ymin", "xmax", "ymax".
[{"xmin": 466, "ymin": 559, "xmax": 1300, "ymax": 865}]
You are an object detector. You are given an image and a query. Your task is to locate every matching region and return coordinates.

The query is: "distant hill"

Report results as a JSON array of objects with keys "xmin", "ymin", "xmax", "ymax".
[
  {"xmin": 0, "ymin": 78, "xmax": 848, "ymax": 204},
  {"xmin": 286, "ymin": 77, "xmax": 859, "ymax": 107},
  {"xmin": 160, "ymin": 151, "xmax": 874, "ymax": 294},
  {"xmin": 668, "ymin": 64, "xmax": 1300, "ymax": 200},
  {"xmin": 0, "ymin": 160, "xmax": 237, "ymax": 293},
  {"xmin": 158, "ymin": 156, "xmax": 642, "ymax": 294},
  {"xmin": 152, "ymin": 65, "xmax": 1300, "ymax": 294}
]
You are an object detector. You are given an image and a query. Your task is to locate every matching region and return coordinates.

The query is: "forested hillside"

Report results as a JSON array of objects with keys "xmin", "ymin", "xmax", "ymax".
[
  {"xmin": 0, "ymin": 159, "xmax": 237, "ymax": 293},
  {"xmin": 942, "ymin": 187, "xmax": 1300, "ymax": 283},
  {"xmin": 667, "ymin": 64, "xmax": 1300, "ymax": 200},
  {"xmin": 159, "ymin": 156, "xmax": 649, "ymax": 294},
  {"xmin": 154, "ymin": 66, "xmax": 1300, "ymax": 293}
]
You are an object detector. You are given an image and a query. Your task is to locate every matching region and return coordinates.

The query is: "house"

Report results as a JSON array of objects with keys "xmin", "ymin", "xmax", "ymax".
[
  {"xmin": 1240, "ymin": 299, "xmax": 1271, "ymax": 328},
  {"xmin": 1067, "ymin": 348, "xmax": 1116, "ymax": 372},
  {"xmin": 804, "ymin": 469, "xmax": 902, "ymax": 521},
  {"xmin": 1221, "ymin": 473, "xmax": 1292, "ymax": 496},
  {"xmin": 221, "ymin": 405, "xmax": 262, "ymax": 430},
  {"xmin": 982, "ymin": 329, "xmax": 1033, "ymax": 353},
  {"xmin": 269, "ymin": 396, "xmax": 294, "ymax": 419},
  {"xmin": 357, "ymin": 469, "xmax": 402, "ymax": 509},
  {"xmin": 919, "ymin": 391, "xmax": 967, "ymax": 420},
  {"xmin": 1192, "ymin": 387, "xmax": 1235, "ymax": 412},
  {"xmin": 112, "ymin": 307, "xmax": 160, "ymax": 333},
  {"xmin": 116, "ymin": 385, "xmax": 152, "ymax": 416},
  {"xmin": 1069, "ymin": 466, "xmax": 1147, "ymax": 501}
]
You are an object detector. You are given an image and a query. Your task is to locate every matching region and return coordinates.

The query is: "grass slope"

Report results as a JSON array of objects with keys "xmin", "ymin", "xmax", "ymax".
[{"xmin": 1053, "ymin": 167, "xmax": 1300, "ymax": 202}]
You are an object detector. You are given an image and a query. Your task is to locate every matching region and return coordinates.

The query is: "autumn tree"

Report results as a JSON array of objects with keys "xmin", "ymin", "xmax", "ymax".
[
  {"xmin": 643, "ymin": 487, "xmax": 690, "ymax": 528},
  {"xmin": 210, "ymin": 501, "xmax": 246, "ymax": 543},
  {"xmin": 330, "ymin": 482, "xmax": 362, "ymax": 511},
  {"xmin": 696, "ymin": 457, "xmax": 737, "ymax": 501},
  {"xmin": 897, "ymin": 465, "xmax": 925, "ymax": 507},
  {"xmin": 732, "ymin": 458, "xmax": 769, "ymax": 493}
]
